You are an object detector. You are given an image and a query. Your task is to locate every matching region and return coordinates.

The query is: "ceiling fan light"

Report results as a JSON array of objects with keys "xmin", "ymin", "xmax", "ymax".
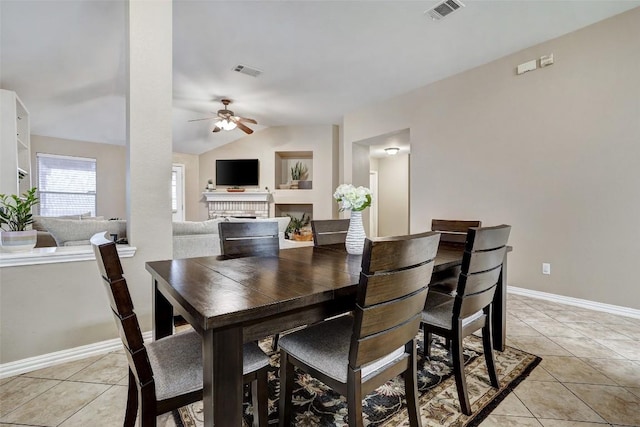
[
  {"xmin": 384, "ymin": 147, "xmax": 400, "ymax": 155},
  {"xmin": 217, "ymin": 119, "xmax": 237, "ymax": 131}
]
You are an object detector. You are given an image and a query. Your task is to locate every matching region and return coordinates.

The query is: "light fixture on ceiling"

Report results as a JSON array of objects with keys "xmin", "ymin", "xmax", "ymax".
[
  {"xmin": 384, "ymin": 147, "xmax": 400, "ymax": 155},
  {"xmin": 425, "ymin": 0, "xmax": 465, "ymax": 21},
  {"xmin": 217, "ymin": 118, "xmax": 237, "ymax": 131}
]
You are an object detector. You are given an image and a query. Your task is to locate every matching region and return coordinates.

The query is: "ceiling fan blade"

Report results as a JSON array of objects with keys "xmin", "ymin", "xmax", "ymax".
[
  {"xmin": 233, "ymin": 119, "xmax": 254, "ymax": 134},
  {"xmin": 235, "ymin": 116, "xmax": 257, "ymax": 125},
  {"xmin": 212, "ymin": 126, "xmax": 222, "ymax": 133},
  {"xmin": 188, "ymin": 117, "xmax": 217, "ymax": 122}
]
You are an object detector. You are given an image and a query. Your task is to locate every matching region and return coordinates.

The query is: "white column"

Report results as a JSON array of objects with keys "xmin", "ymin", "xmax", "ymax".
[{"xmin": 126, "ymin": 0, "xmax": 173, "ymax": 259}]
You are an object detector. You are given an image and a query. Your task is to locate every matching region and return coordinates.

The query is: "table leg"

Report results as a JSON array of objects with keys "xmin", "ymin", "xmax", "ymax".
[
  {"xmin": 492, "ymin": 254, "xmax": 508, "ymax": 351},
  {"xmin": 153, "ymin": 279, "xmax": 173, "ymax": 341},
  {"xmin": 203, "ymin": 326, "xmax": 244, "ymax": 427}
]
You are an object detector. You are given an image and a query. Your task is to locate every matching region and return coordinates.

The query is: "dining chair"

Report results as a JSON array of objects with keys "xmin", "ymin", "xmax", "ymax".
[
  {"xmin": 431, "ymin": 219, "xmax": 482, "ymax": 245},
  {"xmin": 311, "ymin": 218, "xmax": 350, "ymax": 246},
  {"xmin": 218, "ymin": 221, "xmax": 279, "ymax": 259},
  {"xmin": 429, "ymin": 219, "xmax": 482, "ymax": 294},
  {"xmin": 278, "ymin": 231, "xmax": 441, "ymax": 427},
  {"xmin": 421, "ymin": 224, "xmax": 511, "ymax": 416},
  {"xmin": 90, "ymin": 232, "xmax": 270, "ymax": 427},
  {"xmin": 218, "ymin": 221, "xmax": 283, "ymax": 351}
]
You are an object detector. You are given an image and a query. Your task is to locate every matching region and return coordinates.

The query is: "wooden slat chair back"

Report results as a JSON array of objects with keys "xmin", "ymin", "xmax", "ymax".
[
  {"xmin": 429, "ymin": 219, "xmax": 482, "ymax": 292},
  {"xmin": 92, "ymin": 232, "xmax": 269, "ymax": 427},
  {"xmin": 421, "ymin": 224, "xmax": 511, "ymax": 416},
  {"xmin": 431, "ymin": 219, "xmax": 482, "ymax": 245},
  {"xmin": 219, "ymin": 221, "xmax": 285, "ymax": 352},
  {"xmin": 92, "ymin": 234, "xmax": 159, "ymax": 421},
  {"xmin": 218, "ymin": 221, "xmax": 279, "ymax": 259},
  {"xmin": 279, "ymin": 231, "xmax": 441, "ymax": 427},
  {"xmin": 311, "ymin": 219, "xmax": 350, "ymax": 246}
]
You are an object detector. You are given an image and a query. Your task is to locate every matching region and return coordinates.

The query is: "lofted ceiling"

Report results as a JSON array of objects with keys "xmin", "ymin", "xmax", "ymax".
[{"xmin": 1, "ymin": 1, "xmax": 638, "ymax": 155}]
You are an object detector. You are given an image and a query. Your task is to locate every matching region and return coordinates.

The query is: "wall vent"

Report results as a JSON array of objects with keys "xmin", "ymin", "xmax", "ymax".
[
  {"xmin": 233, "ymin": 64, "xmax": 263, "ymax": 78},
  {"xmin": 425, "ymin": 0, "xmax": 465, "ymax": 20}
]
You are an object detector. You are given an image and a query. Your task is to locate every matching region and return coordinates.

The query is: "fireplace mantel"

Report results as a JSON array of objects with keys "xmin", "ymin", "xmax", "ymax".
[
  {"xmin": 202, "ymin": 191, "xmax": 271, "ymax": 218},
  {"xmin": 202, "ymin": 191, "xmax": 271, "ymax": 203}
]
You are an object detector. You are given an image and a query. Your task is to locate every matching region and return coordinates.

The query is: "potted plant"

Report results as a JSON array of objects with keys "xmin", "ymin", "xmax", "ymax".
[
  {"xmin": 0, "ymin": 187, "xmax": 40, "ymax": 252},
  {"xmin": 206, "ymin": 179, "xmax": 215, "ymax": 190},
  {"xmin": 290, "ymin": 162, "xmax": 308, "ymax": 189},
  {"xmin": 285, "ymin": 213, "xmax": 312, "ymax": 241}
]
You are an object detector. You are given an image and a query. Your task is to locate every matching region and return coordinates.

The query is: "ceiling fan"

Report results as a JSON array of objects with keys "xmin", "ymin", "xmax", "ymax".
[{"xmin": 188, "ymin": 99, "xmax": 257, "ymax": 134}]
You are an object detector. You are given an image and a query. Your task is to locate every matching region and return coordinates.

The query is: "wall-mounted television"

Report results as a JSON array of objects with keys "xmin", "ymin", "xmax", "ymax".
[{"xmin": 215, "ymin": 159, "xmax": 259, "ymax": 186}]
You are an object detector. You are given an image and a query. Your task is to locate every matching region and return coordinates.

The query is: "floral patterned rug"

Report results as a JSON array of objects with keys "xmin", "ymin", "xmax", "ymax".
[{"xmin": 175, "ymin": 333, "xmax": 540, "ymax": 426}]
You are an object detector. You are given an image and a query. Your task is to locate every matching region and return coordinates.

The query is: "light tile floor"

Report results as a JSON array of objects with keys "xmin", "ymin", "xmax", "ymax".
[{"xmin": 1, "ymin": 293, "xmax": 639, "ymax": 426}]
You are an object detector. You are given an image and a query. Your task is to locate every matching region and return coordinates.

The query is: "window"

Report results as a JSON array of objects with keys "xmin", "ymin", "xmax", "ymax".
[{"xmin": 37, "ymin": 153, "xmax": 97, "ymax": 216}]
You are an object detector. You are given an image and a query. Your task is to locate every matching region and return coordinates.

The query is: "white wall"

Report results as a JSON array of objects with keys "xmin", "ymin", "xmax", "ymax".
[{"xmin": 343, "ymin": 8, "xmax": 640, "ymax": 310}]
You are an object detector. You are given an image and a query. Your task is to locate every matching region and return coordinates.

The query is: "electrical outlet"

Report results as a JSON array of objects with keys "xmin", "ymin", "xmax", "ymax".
[{"xmin": 542, "ymin": 263, "xmax": 551, "ymax": 275}]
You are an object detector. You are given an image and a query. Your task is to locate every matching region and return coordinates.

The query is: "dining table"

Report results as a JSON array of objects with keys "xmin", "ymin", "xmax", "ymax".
[{"xmin": 146, "ymin": 242, "xmax": 509, "ymax": 427}]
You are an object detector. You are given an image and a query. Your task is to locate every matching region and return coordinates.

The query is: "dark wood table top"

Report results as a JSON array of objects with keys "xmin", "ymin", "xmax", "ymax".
[{"xmin": 146, "ymin": 244, "xmax": 465, "ymax": 333}]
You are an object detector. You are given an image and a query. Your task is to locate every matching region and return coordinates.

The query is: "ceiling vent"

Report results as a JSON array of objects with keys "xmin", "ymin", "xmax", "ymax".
[
  {"xmin": 425, "ymin": 0, "xmax": 465, "ymax": 20},
  {"xmin": 233, "ymin": 64, "xmax": 263, "ymax": 78}
]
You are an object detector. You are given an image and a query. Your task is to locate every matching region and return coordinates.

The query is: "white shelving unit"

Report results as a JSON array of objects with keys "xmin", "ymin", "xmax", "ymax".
[
  {"xmin": 1, "ymin": 89, "xmax": 31, "ymax": 196},
  {"xmin": 272, "ymin": 151, "xmax": 315, "ymax": 222}
]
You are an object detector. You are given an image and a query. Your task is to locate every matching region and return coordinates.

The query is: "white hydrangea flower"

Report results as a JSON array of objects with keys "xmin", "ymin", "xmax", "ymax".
[{"xmin": 333, "ymin": 184, "xmax": 372, "ymax": 211}]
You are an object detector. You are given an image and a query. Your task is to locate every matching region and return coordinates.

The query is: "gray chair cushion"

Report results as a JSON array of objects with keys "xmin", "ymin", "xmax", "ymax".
[
  {"xmin": 278, "ymin": 315, "xmax": 405, "ymax": 384},
  {"xmin": 146, "ymin": 330, "xmax": 269, "ymax": 401},
  {"xmin": 421, "ymin": 293, "xmax": 455, "ymax": 330},
  {"xmin": 421, "ymin": 292, "xmax": 484, "ymax": 331}
]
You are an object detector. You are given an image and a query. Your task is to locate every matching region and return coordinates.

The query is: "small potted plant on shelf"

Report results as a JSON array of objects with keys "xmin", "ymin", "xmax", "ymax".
[
  {"xmin": 285, "ymin": 213, "xmax": 312, "ymax": 241},
  {"xmin": 290, "ymin": 162, "xmax": 308, "ymax": 189},
  {"xmin": 206, "ymin": 179, "xmax": 215, "ymax": 190},
  {"xmin": 0, "ymin": 187, "xmax": 39, "ymax": 252}
]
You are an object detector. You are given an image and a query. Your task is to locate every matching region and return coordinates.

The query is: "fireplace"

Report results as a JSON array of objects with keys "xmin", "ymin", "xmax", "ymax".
[{"xmin": 203, "ymin": 191, "xmax": 271, "ymax": 219}]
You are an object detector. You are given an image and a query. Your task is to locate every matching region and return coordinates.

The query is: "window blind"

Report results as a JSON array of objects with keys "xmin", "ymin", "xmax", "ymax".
[{"xmin": 37, "ymin": 153, "xmax": 97, "ymax": 216}]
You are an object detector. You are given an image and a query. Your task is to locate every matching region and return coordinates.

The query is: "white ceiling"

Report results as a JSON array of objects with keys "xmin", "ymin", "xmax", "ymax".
[{"xmin": 1, "ymin": 1, "xmax": 638, "ymax": 155}]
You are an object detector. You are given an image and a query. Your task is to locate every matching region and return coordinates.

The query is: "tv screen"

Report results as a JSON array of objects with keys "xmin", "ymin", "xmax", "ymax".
[{"xmin": 216, "ymin": 159, "xmax": 259, "ymax": 186}]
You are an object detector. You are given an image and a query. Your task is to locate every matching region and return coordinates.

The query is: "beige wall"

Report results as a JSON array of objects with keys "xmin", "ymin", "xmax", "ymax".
[
  {"xmin": 31, "ymin": 135, "xmax": 127, "ymax": 219},
  {"xmin": 198, "ymin": 125, "xmax": 339, "ymax": 221},
  {"xmin": 378, "ymin": 153, "xmax": 409, "ymax": 237},
  {"xmin": 343, "ymin": 8, "xmax": 640, "ymax": 309}
]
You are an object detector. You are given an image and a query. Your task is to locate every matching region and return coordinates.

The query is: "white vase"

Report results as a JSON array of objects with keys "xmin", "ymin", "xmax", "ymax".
[
  {"xmin": 0, "ymin": 230, "xmax": 37, "ymax": 252},
  {"xmin": 345, "ymin": 210, "xmax": 366, "ymax": 255}
]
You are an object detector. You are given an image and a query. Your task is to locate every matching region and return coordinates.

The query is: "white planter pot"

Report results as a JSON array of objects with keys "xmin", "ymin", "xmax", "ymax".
[{"xmin": 0, "ymin": 230, "xmax": 38, "ymax": 252}]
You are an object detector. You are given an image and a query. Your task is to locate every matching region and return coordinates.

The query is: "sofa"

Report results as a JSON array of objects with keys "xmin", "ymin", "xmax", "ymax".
[
  {"xmin": 172, "ymin": 216, "xmax": 296, "ymax": 259},
  {"xmin": 33, "ymin": 216, "xmax": 302, "ymax": 259}
]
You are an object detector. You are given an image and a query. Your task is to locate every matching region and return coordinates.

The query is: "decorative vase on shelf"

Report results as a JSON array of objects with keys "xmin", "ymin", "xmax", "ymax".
[{"xmin": 345, "ymin": 210, "xmax": 366, "ymax": 255}]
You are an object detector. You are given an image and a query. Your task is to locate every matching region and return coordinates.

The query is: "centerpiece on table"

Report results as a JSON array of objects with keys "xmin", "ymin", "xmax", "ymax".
[
  {"xmin": 333, "ymin": 184, "xmax": 372, "ymax": 255},
  {"xmin": 0, "ymin": 187, "xmax": 40, "ymax": 252}
]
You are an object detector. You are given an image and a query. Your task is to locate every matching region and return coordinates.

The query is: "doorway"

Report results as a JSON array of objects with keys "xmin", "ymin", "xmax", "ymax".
[
  {"xmin": 353, "ymin": 129, "xmax": 410, "ymax": 237},
  {"xmin": 172, "ymin": 164, "xmax": 185, "ymax": 221}
]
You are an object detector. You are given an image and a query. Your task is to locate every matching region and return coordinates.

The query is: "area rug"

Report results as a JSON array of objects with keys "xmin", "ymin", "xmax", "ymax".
[{"xmin": 175, "ymin": 333, "xmax": 540, "ymax": 426}]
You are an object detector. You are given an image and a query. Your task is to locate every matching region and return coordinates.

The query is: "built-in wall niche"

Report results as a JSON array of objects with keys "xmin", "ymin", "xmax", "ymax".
[
  {"xmin": 275, "ymin": 203, "xmax": 313, "ymax": 239},
  {"xmin": 274, "ymin": 151, "xmax": 313, "ymax": 189}
]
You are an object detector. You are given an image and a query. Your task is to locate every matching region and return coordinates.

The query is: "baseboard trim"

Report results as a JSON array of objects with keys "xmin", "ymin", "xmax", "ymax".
[
  {"xmin": 0, "ymin": 331, "xmax": 153, "ymax": 379},
  {"xmin": 508, "ymin": 286, "xmax": 640, "ymax": 319}
]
